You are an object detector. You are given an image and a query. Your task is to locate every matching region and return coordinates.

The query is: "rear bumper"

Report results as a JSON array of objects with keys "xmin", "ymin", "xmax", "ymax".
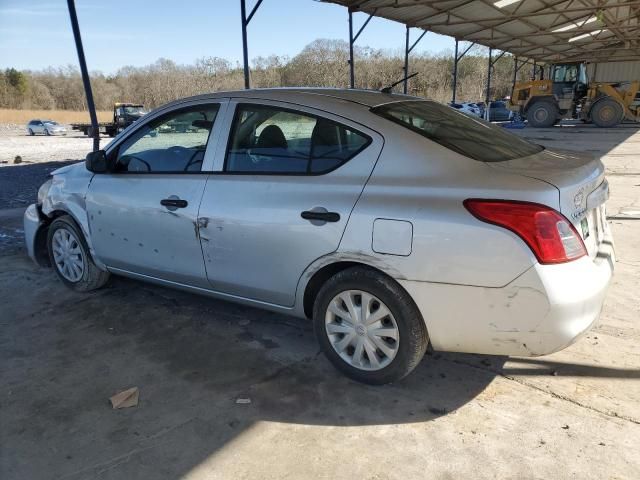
[
  {"xmin": 400, "ymin": 234, "xmax": 615, "ymax": 357},
  {"xmin": 23, "ymin": 204, "xmax": 46, "ymax": 265}
]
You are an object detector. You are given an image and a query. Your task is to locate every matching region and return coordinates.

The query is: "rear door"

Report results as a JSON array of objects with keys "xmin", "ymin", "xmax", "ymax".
[
  {"xmin": 86, "ymin": 100, "xmax": 228, "ymax": 287},
  {"xmin": 197, "ymin": 99, "xmax": 383, "ymax": 306}
]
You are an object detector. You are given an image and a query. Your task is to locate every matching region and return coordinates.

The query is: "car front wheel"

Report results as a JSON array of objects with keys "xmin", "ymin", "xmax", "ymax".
[
  {"xmin": 47, "ymin": 215, "xmax": 110, "ymax": 292},
  {"xmin": 313, "ymin": 266, "xmax": 428, "ymax": 385}
]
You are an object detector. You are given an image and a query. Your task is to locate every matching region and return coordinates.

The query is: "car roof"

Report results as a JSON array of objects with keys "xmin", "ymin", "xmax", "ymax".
[{"xmin": 166, "ymin": 88, "xmax": 419, "ymax": 109}]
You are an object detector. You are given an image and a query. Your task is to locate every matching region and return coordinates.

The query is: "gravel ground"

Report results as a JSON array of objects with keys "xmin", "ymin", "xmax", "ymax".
[
  {"xmin": 0, "ymin": 122, "xmax": 102, "ymax": 164},
  {"xmin": 0, "ymin": 123, "xmax": 95, "ymax": 209}
]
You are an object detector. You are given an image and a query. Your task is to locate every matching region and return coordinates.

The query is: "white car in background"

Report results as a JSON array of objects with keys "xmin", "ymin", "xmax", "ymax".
[
  {"xmin": 27, "ymin": 119, "xmax": 67, "ymax": 136},
  {"xmin": 448, "ymin": 102, "xmax": 481, "ymax": 117},
  {"xmin": 24, "ymin": 89, "xmax": 614, "ymax": 385}
]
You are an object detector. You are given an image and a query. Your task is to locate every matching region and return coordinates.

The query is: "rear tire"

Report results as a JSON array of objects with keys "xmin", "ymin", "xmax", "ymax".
[
  {"xmin": 45, "ymin": 129, "xmax": 51, "ymax": 136},
  {"xmin": 526, "ymin": 101, "xmax": 558, "ymax": 128},
  {"xmin": 47, "ymin": 215, "xmax": 110, "ymax": 292},
  {"xmin": 591, "ymin": 98, "xmax": 623, "ymax": 128},
  {"xmin": 313, "ymin": 266, "xmax": 428, "ymax": 385},
  {"xmin": 28, "ymin": 128, "xmax": 34, "ymax": 136}
]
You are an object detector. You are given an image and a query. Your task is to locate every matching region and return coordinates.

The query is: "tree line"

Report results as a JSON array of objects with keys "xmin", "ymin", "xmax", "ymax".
[{"xmin": 0, "ymin": 39, "xmax": 531, "ymax": 111}]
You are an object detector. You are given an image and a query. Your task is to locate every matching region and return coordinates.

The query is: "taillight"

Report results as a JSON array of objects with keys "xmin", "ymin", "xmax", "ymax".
[{"xmin": 464, "ymin": 199, "xmax": 587, "ymax": 264}]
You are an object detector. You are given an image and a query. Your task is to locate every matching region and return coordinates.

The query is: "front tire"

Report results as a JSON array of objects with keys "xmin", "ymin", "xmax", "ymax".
[
  {"xmin": 526, "ymin": 101, "xmax": 558, "ymax": 128},
  {"xmin": 591, "ymin": 98, "xmax": 623, "ymax": 128},
  {"xmin": 313, "ymin": 267, "xmax": 428, "ymax": 385},
  {"xmin": 47, "ymin": 215, "xmax": 110, "ymax": 292},
  {"xmin": 45, "ymin": 129, "xmax": 51, "ymax": 136}
]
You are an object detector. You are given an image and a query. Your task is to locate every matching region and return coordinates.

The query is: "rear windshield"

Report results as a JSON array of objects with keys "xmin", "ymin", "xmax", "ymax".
[{"xmin": 371, "ymin": 100, "xmax": 543, "ymax": 162}]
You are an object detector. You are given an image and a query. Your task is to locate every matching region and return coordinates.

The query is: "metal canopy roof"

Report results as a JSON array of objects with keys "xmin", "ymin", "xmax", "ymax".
[{"xmin": 323, "ymin": 0, "xmax": 640, "ymax": 63}]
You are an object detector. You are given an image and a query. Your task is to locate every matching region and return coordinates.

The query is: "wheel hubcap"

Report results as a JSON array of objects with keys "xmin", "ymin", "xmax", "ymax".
[
  {"xmin": 52, "ymin": 228, "xmax": 85, "ymax": 282},
  {"xmin": 325, "ymin": 290, "xmax": 400, "ymax": 371}
]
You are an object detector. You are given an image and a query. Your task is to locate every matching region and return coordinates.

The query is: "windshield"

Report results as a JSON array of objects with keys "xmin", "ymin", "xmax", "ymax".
[
  {"xmin": 123, "ymin": 106, "xmax": 145, "ymax": 115},
  {"xmin": 371, "ymin": 100, "xmax": 543, "ymax": 162},
  {"xmin": 43, "ymin": 120, "xmax": 58, "ymax": 125}
]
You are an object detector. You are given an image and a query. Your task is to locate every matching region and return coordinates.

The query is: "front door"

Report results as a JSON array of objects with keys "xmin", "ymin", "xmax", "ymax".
[
  {"xmin": 86, "ymin": 101, "xmax": 225, "ymax": 287},
  {"xmin": 197, "ymin": 100, "xmax": 383, "ymax": 306}
]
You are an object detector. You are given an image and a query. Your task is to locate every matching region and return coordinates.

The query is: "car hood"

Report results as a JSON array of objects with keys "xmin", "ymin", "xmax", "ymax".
[
  {"xmin": 487, "ymin": 148, "xmax": 606, "ymax": 220},
  {"xmin": 52, "ymin": 161, "xmax": 85, "ymax": 176}
]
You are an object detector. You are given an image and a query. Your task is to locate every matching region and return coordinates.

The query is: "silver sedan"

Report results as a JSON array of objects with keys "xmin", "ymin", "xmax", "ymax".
[
  {"xmin": 24, "ymin": 89, "xmax": 615, "ymax": 384},
  {"xmin": 27, "ymin": 119, "xmax": 67, "ymax": 136}
]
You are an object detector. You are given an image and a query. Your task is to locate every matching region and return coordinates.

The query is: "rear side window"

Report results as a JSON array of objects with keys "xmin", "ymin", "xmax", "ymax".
[
  {"xmin": 372, "ymin": 100, "xmax": 543, "ymax": 162},
  {"xmin": 225, "ymin": 104, "xmax": 370, "ymax": 174}
]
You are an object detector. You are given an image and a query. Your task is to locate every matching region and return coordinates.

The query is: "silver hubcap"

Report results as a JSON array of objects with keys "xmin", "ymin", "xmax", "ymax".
[
  {"xmin": 52, "ymin": 228, "xmax": 85, "ymax": 282},
  {"xmin": 325, "ymin": 290, "xmax": 399, "ymax": 371}
]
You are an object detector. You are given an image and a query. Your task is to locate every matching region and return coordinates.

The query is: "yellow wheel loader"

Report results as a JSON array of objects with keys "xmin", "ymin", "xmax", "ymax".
[{"xmin": 509, "ymin": 62, "xmax": 640, "ymax": 128}]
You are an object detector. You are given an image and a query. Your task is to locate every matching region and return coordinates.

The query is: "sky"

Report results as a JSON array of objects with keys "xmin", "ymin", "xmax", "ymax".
[{"xmin": 0, "ymin": 0, "xmax": 455, "ymax": 73}]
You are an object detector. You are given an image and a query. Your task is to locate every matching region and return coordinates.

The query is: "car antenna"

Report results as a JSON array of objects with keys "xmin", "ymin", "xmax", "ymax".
[{"xmin": 380, "ymin": 72, "xmax": 419, "ymax": 94}]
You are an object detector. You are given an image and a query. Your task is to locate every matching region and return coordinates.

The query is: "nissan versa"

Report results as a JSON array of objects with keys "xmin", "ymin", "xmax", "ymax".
[{"xmin": 24, "ymin": 89, "xmax": 615, "ymax": 384}]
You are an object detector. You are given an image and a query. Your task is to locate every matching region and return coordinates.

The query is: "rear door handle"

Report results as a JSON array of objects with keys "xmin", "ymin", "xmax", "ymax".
[
  {"xmin": 301, "ymin": 210, "xmax": 340, "ymax": 223},
  {"xmin": 161, "ymin": 197, "xmax": 188, "ymax": 210}
]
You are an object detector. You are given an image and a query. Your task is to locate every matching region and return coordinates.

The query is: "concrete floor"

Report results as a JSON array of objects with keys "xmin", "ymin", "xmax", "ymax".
[{"xmin": 1, "ymin": 123, "xmax": 639, "ymax": 479}]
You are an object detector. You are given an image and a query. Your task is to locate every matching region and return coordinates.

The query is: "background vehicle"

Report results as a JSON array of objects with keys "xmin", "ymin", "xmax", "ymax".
[
  {"xmin": 487, "ymin": 101, "xmax": 513, "ymax": 122},
  {"xmin": 24, "ymin": 89, "xmax": 614, "ymax": 385},
  {"xmin": 71, "ymin": 102, "xmax": 146, "ymax": 137},
  {"xmin": 509, "ymin": 62, "xmax": 640, "ymax": 127},
  {"xmin": 27, "ymin": 119, "xmax": 67, "ymax": 136},
  {"xmin": 448, "ymin": 101, "xmax": 481, "ymax": 117}
]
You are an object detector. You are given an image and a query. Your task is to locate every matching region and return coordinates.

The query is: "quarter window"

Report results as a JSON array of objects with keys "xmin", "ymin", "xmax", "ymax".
[
  {"xmin": 115, "ymin": 104, "xmax": 219, "ymax": 173},
  {"xmin": 225, "ymin": 104, "xmax": 370, "ymax": 174}
]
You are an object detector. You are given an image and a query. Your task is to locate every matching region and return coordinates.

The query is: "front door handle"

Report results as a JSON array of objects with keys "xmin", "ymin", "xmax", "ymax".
[
  {"xmin": 301, "ymin": 210, "xmax": 340, "ymax": 223},
  {"xmin": 161, "ymin": 197, "xmax": 188, "ymax": 210}
]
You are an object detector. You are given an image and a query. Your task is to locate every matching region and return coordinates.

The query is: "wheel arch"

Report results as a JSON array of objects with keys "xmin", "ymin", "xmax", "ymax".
[
  {"xmin": 299, "ymin": 255, "xmax": 413, "ymax": 320},
  {"xmin": 42, "ymin": 206, "xmax": 106, "ymax": 270}
]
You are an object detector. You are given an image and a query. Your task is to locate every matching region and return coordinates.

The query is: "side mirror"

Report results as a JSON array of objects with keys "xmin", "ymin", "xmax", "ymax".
[{"xmin": 85, "ymin": 150, "xmax": 109, "ymax": 173}]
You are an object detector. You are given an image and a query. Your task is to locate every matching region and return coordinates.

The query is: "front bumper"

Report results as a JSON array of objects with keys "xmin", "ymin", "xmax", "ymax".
[
  {"xmin": 23, "ymin": 204, "xmax": 46, "ymax": 265},
  {"xmin": 400, "ymin": 235, "xmax": 615, "ymax": 357}
]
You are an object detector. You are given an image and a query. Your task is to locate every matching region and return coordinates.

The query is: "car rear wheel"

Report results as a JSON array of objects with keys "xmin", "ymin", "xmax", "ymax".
[
  {"xmin": 526, "ymin": 101, "xmax": 557, "ymax": 128},
  {"xmin": 47, "ymin": 215, "xmax": 110, "ymax": 292},
  {"xmin": 591, "ymin": 98, "xmax": 623, "ymax": 128},
  {"xmin": 313, "ymin": 266, "xmax": 428, "ymax": 385},
  {"xmin": 45, "ymin": 129, "xmax": 51, "ymax": 136},
  {"xmin": 28, "ymin": 128, "xmax": 34, "ymax": 136}
]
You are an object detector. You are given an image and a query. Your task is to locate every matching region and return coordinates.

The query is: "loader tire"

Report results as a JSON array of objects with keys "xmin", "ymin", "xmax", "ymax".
[
  {"xmin": 591, "ymin": 99, "xmax": 623, "ymax": 128},
  {"xmin": 526, "ymin": 101, "xmax": 557, "ymax": 128}
]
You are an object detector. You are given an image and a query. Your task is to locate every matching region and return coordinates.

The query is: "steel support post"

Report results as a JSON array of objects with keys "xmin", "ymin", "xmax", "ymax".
[
  {"xmin": 240, "ymin": 0, "xmax": 264, "ymax": 89},
  {"xmin": 402, "ymin": 27, "xmax": 427, "ymax": 94},
  {"xmin": 403, "ymin": 26, "xmax": 410, "ymax": 94},
  {"xmin": 66, "ymin": 0, "xmax": 99, "ymax": 151},
  {"xmin": 485, "ymin": 47, "xmax": 492, "ymax": 120},
  {"xmin": 452, "ymin": 39, "xmax": 459, "ymax": 103},
  {"xmin": 451, "ymin": 41, "xmax": 474, "ymax": 103},
  {"xmin": 349, "ymin": 10, "xmax": 355, "ymax": 88},
  {"xmin": 347, "ymin": 9, "xmax": 374, "ymax": 89}
]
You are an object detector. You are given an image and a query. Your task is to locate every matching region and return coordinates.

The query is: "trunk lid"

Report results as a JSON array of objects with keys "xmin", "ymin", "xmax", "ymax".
[{"xmin": 488, "ymin": 148, "xmax": 609, "ymax": 258}]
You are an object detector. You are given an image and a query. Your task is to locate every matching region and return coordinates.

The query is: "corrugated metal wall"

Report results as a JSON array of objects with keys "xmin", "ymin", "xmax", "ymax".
[{"xmin": 587, "ymin": 61, "xmax": 640, "ymax": 83}]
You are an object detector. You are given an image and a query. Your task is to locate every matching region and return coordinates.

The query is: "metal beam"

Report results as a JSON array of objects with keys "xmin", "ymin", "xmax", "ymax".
[
  {"xmin": 66, "ymin": 0, "xmax": 99, "ymax": 152},
  {"xmin": 452, "ymin": 39, "xmax": 459, "ymax": 103},
  {"xmin": 240, "ymin": 0, "xmax": 265, "ymax": 89},
  {"xmin": 403, "ymin": 27, "xmax": 427, "ymax": 94},
  {"xmin": 348, "ymin": 9, "xmax": 375, "ymax": 89},
  {"xmin": 485, "ymin": 47, "xmax": 492, "ymax": 120}
]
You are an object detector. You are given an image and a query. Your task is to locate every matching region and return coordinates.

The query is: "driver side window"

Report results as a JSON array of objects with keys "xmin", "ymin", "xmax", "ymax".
[{"xmin": 115, "ymin": 104, "xmax": 219, "ymax": 173}]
